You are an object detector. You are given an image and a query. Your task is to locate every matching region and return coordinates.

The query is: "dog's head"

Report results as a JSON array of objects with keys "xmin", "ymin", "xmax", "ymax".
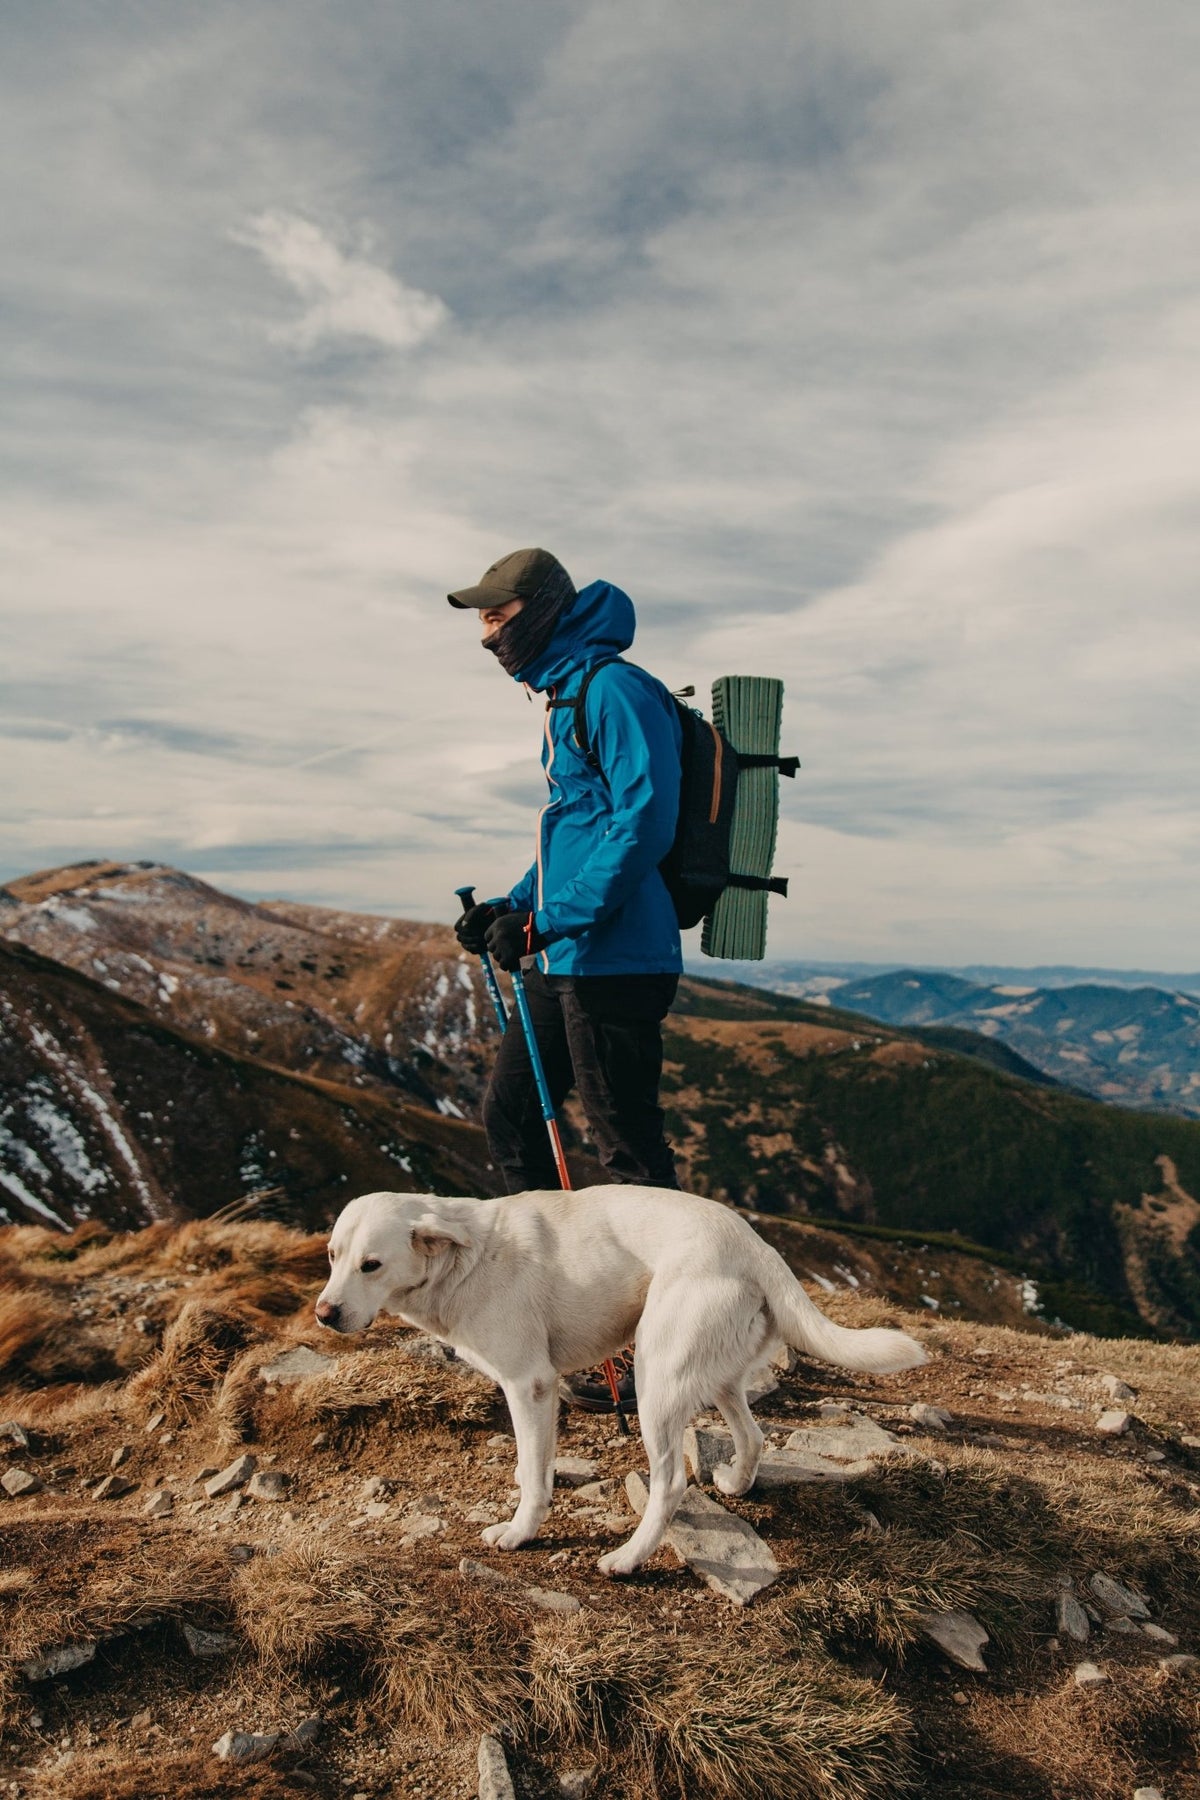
[{"xmin": 314, "ymin": 1191, "xmax": 473, "ymax": 1334}]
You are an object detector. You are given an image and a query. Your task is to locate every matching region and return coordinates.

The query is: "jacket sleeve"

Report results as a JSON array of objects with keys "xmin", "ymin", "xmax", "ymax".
[
  {"xmin": 501, "ymin": 865, "xmax": 538, "ymax": 915},
  {"xmin": 534, "ymin": 667, "xmax": 681, "ymax": 940}
]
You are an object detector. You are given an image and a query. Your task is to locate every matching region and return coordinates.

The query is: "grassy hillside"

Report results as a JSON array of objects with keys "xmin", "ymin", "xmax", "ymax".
[{"xmin": 667, "ymin": 978, "xmax": 1200, "ymax": 1338}]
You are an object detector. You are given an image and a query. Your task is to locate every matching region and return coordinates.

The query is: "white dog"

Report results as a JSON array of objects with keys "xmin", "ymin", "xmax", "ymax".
[{"xmin": 315, "ymin": 1186, "xmax": 926, "ymax": 1575}]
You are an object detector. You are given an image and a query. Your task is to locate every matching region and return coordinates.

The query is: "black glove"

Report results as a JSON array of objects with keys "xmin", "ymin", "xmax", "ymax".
[
  {"xmin": 484, "ymin": 910, "xmax": 549, "ymax": 972},
  {"xmin": 454, "ymin": 901, "xmax": 504, "ymax": 954}
]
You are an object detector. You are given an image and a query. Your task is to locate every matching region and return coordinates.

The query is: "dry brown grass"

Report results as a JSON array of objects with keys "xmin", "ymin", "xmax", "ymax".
[
  {"xmin": 122, "ymin": 1300, "xmax": 261, "ymax": 1426},
  {"xmin": 283, "ymin": 1343, "xmax": 501, "ymax": 1438}
]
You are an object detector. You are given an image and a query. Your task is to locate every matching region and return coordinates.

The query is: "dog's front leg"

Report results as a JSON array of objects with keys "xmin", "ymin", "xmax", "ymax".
[{"xmin": 480, "ymin": 1372, "xmax": 558, "ymax": 1550}]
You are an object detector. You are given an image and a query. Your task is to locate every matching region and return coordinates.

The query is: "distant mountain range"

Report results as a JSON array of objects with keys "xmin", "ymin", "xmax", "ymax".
[
  {"xmin": 723, "ymin": 961, "xmax": 1200, "ymax": 1119},
  {"xmin": 3, "ymin": 861, "xmax": 1199, "ymax": 1339}
]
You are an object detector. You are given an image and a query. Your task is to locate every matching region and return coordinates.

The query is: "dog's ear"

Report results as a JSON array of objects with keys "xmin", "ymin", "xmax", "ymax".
[{"xmin": 411, "ymin": 1214, "xmax": 472, "ymax": 1257}]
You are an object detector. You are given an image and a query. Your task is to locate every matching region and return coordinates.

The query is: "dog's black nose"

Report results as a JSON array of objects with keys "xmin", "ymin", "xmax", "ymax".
[{"xmin": 315, "ymin": 1299, "xmax": 341, "ymax": 1330}]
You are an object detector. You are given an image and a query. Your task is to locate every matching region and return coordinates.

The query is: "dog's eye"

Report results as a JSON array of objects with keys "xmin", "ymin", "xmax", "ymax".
[{"xmin": 360, "ymin": 1258, "xmax": 382, "ymax": 1273}]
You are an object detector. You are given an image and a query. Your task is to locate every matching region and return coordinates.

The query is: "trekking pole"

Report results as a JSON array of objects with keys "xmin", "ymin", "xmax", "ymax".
[{"xmin": 454, "ymin": 886, "xmax": 629, "ymax": 1435}]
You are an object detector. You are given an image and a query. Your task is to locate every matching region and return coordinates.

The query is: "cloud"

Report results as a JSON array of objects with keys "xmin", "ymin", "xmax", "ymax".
[
  {"xmin": 233, "ymin": 210, "xmax": 449, "ymax": 351},
  {"xmin": 2, "ymin": 2, "xmax": 1199, "ymax": 966}
]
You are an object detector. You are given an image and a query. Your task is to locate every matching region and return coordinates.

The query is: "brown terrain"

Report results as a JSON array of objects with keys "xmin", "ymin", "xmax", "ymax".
[{"xmin": 0, "ymin": 1212, "xmax": 1197, "ymax": 1798}]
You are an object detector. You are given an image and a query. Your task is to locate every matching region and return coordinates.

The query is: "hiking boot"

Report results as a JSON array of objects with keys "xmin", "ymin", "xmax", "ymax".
[{"xmin": 567, "ymin": 1349, "xmax": 637, "ymax": 1413}]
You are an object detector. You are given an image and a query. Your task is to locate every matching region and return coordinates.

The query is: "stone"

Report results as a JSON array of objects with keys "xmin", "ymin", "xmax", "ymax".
[
  {"xmin": 1106, "ymin": 1616, "xmax": 1143, "ymax": 1634},
  {"xmin": 191, "ymin": 1466, "xmax": 219, "ymax": 1486},
  {"xmin": 1133, "ymin": 1789, "xmax": 1164, "ymax": 1800},
  {"xmin": 685, "ymin": 1426, "xmax": 872, "ymax": 1488},
  {"xmin": 459, "ymin": 1558, "xmax": 581, "ymax": 1615},
  {"xmin": 1089, "ymin": 1572, "xmax": 1150, "ymax": 1620},
  {"xmin": 1100, "ymin": 1375, "xmax": 1136, "ymax": 1401},
  {"xmin": 92, "ymin": 1474, "xmax": 133, "ymax": 1501},
  {"xmin": 976, "ymin": 1433, "xmax": 1008, "ymax": 1449},
  {"xmin": 624, "ymin": 1472, "xmax": 779, "ymax": 1605},
  {"xmin": 1159, "ymin": 1653, "xmax": 1199, "ymax": 1674},
  {"xmin": 144, "ymin": 1411, "xmax": 166, "ymax": 1433},
  {"xmin": 400, "ymin": 1513, "xmax": 444, "ymax": 1544},
  {"xmin": 143, "ymin": 1490, "xmax": 173, "ymax": 1519},
  {"xmin": 182, "ymin": 1623, "xmax": 236, "ymax": 1658},
  {"xmin": 487, "ymin": 1433, "xmax": 514, "ymax": 1448},
  {"xmin": 310, "ymin": 1431, "xmax": 330, "ymax": 1449},
  {"xmin": 1095, "ymin": 1410, "xmax": 1133, "ymax": 1437},
  {"xmin": 815, "ymin": 1401, "xmax": 852, "ymax": 1422},
  {"xmin": 212, "ymin": 1728, "xmax": 277, "ymax": 1765},
  {"xmin": 572, "ymin": 1480, "xmax": 617, "ymax": 1502},
  {"xmin": 478, "ymin": 1733, "xmax": 517, "ymax": 1800},
  {"xmin": 558, "ymin": 1763, "xmax": 599, "ymax": 1797},
  {"xmin": 0, "ymin": 1422, "xmax": 30, "ymax": 1449},
  {"xmin": 554, "ymin": 1456, "xmax": 600, "ymax": 1487},
  {"xmin": 228, "ymin": 1544, "xmax": 254, "ymax": 1563},
  {"xmin": 1143, "ymin": 1448, "xmax": 1167, "ymax": 1463},
  {"xmin": 1056, "ymin": 1590, "xmax": 1090, "ymax": 1642},
  {"xmin": 909, "ymin": 1403, "xmax": 952, "ymax": 1431},
  {"xmin": 111, "ymin": 1445, "xmax": 131, "ymax": 1469},
  {"xmin": 258, "ymin": 1345, "xmax": 335, "ymax": 1385},
  {"xmin": 205, "ymin": 1455, "xmax": 256, "ymax": 1498},
  {"xmin": 1181, "ymin": 1433, "xmax": 1200, "ymax": 1449},
  {"xmin": 22, "ymin": 1641, "xmax": 98, "ymax": 1681},
  {"xmin": 1140, "ymin": 1622, "xmax": 1178, "ymax": 1645},
  {"xmin": 1073, "ymin": 1661, "xmax": 1108, "ymax": 1687},
  {"xmin": 917, "ymin": 1610, "xmax": 988, "ymax": 1671},
  {"xmin": 784, "ymin": 1413, "xmax": 913, "ymax": 1464},
  {"xmin": 2, "ymin": 1467, "xmax": 42, "ymax": 1497},
  {"xmin": 744, "ymin": 1366, "xmax": 778, "ymax": 1404},
  {"xmin": 219, "ymin": 1492, "xmax": 244, "ymax": 1520},
  {"xmin": 363, "ymin": 1500, "xmax": 390, "ymax": 1520},
  {"xmin": 247, "ymin": 1471, "xmax": 290, "ymax": 1502},
  {"xmin": 360, "ymin": 1475, "xmax": 393, "ymax": 1501}
]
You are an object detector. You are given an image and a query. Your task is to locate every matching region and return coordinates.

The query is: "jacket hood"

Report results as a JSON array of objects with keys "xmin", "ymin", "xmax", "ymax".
[{"xmin": 515, "ymin": 580, "xmax": 635, "ymax": 690}]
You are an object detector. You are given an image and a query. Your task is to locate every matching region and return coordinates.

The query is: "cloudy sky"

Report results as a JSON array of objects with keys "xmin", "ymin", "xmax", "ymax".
[{"xmin": 4, "ymin": 1, "xmax": 1198, "ymax": 969}]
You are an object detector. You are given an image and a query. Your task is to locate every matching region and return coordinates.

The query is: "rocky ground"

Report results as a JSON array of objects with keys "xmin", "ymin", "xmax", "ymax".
[{"xmin": 1, "ymin": 1213, "xmax": 1198, "ymax": 1799}]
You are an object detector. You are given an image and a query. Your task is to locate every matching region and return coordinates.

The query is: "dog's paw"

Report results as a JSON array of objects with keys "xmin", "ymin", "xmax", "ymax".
[
  {"xmin": 597, "ymin": 1546, "xmax": 641, "ymax": 1577},
  {"xmin": 713, "ymin": 1461, "xmax": 754, "ymax": 1497},
  {"xmin": 480, "ymin": 1520, "xmax": 529, "ymax": 1550}
]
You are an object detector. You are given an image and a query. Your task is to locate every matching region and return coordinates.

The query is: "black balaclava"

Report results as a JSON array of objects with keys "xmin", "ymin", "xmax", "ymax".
[{"xmin": 482, "ymin": 563, "xmax": 574, "ymax": 679}]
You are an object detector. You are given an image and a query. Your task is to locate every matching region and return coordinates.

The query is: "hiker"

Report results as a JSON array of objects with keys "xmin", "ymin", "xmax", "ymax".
[{"xmin": 449, "ymin": 547, "xmax": 684, "ymax": 1412}]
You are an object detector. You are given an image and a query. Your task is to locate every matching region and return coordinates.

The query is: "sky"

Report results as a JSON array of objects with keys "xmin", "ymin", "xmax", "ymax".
[{"xmin": 3, "ymin": 0, "xmax": 1199, "ymax": 968}]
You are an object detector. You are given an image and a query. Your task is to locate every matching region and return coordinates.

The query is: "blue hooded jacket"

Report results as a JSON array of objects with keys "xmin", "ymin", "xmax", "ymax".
[{"xmin": 501, "ymin": 580, "xmax": 683, "ymax": 977}]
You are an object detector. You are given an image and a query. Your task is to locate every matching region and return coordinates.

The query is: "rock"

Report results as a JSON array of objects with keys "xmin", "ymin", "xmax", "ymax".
[
  {"xmin": 130, "ymin": 1708, "xmax": 152, "ymax": 1729},
  {"xmin": 685, "ymin": 1426, "xmax": 872, "ymax": 1488},
  {"xmin": 1181, "ymin": 1433, "xmax": 1200, "ymax": 1449},
  {"xmin": 228, "ymin": 1544, "xmax": 254, "ymax": 1564},
  {"xmin": 909, "ymin": 1403, "xmax": 952, "ymax": 1431},
  {"xmin": 1159, "ymin": 1653, "xmax": 1199, "ymax": 1674},
  {"xmin": 784, "ymin": 1413, "xmax": 913, "ymax": 1463},
  {"xmin": 21, "ymin": 1641, "xmax": 97, "ymax": 1681},
  {"xmin": 219, "ymin": 1493, "xmax": 245, "ymax": 1520},
  {"xmin": 558, "ymin": 1763, "xmax": 598, "ymax": 1797},
  {"xmin": 212, "ymin": 1728, "xmax": 278, "ymax": 1765},
  {"xmin": 1143, "ymin": 1448, "xmax": 1167, "ymax": 1463},
  {"xmin": 400, "ymin": 1513, "xmax": 444, "ymax": 1544},
  {"xmin": 191, "ymin": 1466, "xmax": 219, "ymax": 1486},
  {"xmin": 247, "ymin": 1471, "xmax": 290, "ymax": 1503},
  {"xmin": 1056, "ymin": 1590, "xmax": 1090, "ymax": 1642},
  {"xmin": 1106, "ymin": 1616, "xmax": 1143, "ymax": 1634},
  {"xmin": 363, "ymin": 1500, "xmax": 390, "ymax": 1520},
  {"xmin": 205, "ymin": 1455, "xmax": 256, "ymax": 1499},
  {"xmin": 1089, "ymin": 1572, "xmax": 1150, "ymax": 1620},
  {"xmin": 572, "ymin": 1480, "xmax": 617, "ymax": 1502},
  {"xmin": 459, "ymin": 1558, "xmax": 581, "ymax": 1615},
  {"xmin": 917, "ymin": 1610, "xmax": 989, "ymax": 1671},
  {"xmin": 2, "ymin": 1467, "xmax": 43, "ymax": 1497},
  {"xmin": 144, "ymin": 1411, "xmax": 166, "ymax": 1433},
  {"xmin": 310, "ymin": 1431, "xmax": 330, "ymax": 1449},
  {"xmin": 1095, "ymin": 1410, "xmax": 1133, "ymax": 1437},
  {"xmin": 487, "ymin": 1433, "xmax": 513, "ymax": 1448},
  {"xmin": 360, "ymin": 1476, "xmax": 394, "ymax": 1501},
  {"xmin": 466, "ymin": 1504, "xmax": 501, "ymax": 1524},
  {"xmin": 182, "ymin": 1623, "xmax": 237, "ymax": 1658},
  {"xmin": 554, "ymin": 1456, "xmax": 600, "ymax": 1487},
  {"xmin": 815, "ymin": 1401, "xmax": 852, "ymax": 1422},
  {"xmin": 1133, "ymin": 1789, "xmax": 1164, "ymax": 1800},
  {"xmin": 976, "ymin": 1433, "xmax": 1008, "ymax": 1449},
  {"xmin": 624, "ymin": 1472, "xmax": 779, "ymax": 1605},
  {"xmin": 92, "ymin": 1474, "xmax": 133, "ymax": 1501},
  {"xmin": 744, "ymin": 1366, "xmax": 778, "ymax": 1404},
  {"xmin": 143, "ymin": 1490, "xmax": 173, "ymax": 1519},
  {"xmin": 1073, "ymin": 1661, "xmax": 1108, "ymax": 1687},
  {"xmin": 1140, "ymin": 1623, "xmax": 1178, "ymax": 1645},
  {"xmin": 111, "ymin": 1445, "xmax": 131, "ymax": 1469},
  {"xmin": 478, "ymin": 1733, "xmax": 517, "ymax": 1800},
  {"xmin": 258, "ymin": 1345, "xmax": 335, "ymax": 1385},
  {"xmin": 1100, "ymin": 1375, "xmax": 1136, "ymax": 1401},
  {"xmin": 0, "ymin": 1421, "xmax": 30, "ymax": 1449}
]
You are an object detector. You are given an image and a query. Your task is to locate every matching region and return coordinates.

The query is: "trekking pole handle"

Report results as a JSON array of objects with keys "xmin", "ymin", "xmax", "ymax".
[{"xmin": 453, "ymin": 884, "xmax": 509, "ymax": 1033}]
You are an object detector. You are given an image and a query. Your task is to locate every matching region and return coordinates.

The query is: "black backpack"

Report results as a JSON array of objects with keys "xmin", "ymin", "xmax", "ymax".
[{"xmin": 550, "ymin": 658, "xmax": 795, "ymax": 930}]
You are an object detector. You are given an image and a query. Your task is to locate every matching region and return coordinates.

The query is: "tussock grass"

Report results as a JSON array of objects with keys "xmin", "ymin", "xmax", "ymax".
[
  {"xmin": 123, "ymin": 1300, "xmax": 260, "ymax": 1425},
  {"xmin": 35, "ymin": 1749, "xmax": 303, "ymax": 1798},
  {"xmin": 285, "ymin": 1344, "xmax": 500, "ymax": 1436},
  {"xmin": 529, "ymin": 1615, "xmax": 914, "ymax": 1800}
]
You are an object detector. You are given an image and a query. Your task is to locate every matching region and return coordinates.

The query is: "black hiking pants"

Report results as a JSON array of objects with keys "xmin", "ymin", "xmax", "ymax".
[{"xmin": 482, "ymin": 966, "xmax": 680, "ymax": 1193}]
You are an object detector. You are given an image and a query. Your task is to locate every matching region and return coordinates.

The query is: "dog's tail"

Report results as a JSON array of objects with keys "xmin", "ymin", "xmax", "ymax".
[{"xmin": 762, "ymin": 1251, "xmax": 927, "ymax": 1373}]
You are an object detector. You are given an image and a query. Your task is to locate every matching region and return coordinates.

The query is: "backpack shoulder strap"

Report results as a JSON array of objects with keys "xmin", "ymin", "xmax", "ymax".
[{"xmin": 546, "ymin": 656, "xmax": 624, "ymax": 770}]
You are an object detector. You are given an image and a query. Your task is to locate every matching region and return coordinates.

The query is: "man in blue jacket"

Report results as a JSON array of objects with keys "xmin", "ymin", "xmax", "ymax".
[{"xmin": 449, "ymin": 547, "xmax": 683, "ymax": 1409}]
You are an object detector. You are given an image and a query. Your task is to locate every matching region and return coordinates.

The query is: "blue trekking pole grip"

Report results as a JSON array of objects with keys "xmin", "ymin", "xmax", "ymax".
[{"xmin": 455, "ymin": 885, "xmax": 509, "ymax": 1033}]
